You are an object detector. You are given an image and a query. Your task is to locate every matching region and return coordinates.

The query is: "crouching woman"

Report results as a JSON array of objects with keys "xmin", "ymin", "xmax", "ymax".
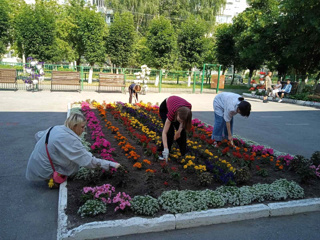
[
  {"xmin": 212, "ymin": 92, "xmax": 251, "ymax": 146},
  {"xmin": 26, "ymin": 113, "xmax": 120, "ymax": 183}
]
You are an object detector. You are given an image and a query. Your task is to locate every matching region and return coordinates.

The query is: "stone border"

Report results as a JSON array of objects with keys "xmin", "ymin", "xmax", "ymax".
[
  {"xmin": 243, "ymin": 93, "xmax": 320, "ymax": 108},
  {"xmin": 57, "ymin": 181, "xmax": 320, "ymax": 240},
  {"xmin": 57, "ymin": 103, "xmax": 320, "ymax": 240}
]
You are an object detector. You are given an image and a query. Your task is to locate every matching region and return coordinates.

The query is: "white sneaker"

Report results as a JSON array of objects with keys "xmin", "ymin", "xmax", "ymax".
[{"xmin": 278, "ymin": 99, "xmax": 282, "ymax": 103}]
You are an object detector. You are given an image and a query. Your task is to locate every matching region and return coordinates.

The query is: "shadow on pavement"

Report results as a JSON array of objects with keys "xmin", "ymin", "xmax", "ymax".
[{"xmin": 0, "ymin": 112, "xmax": 67, "ymax": 240}]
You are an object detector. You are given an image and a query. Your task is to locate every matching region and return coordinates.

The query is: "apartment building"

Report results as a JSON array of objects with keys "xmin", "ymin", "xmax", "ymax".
[{"xmin": 216, "ymin": 0, "xmax": 249, "ymax": 24}]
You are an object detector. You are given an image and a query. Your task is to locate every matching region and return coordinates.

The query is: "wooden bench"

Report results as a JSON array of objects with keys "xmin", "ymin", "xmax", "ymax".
[
  {"xmin": 280, "ymin": 81, "xmax": 299, "ymax": 96},
  {"xmin": 51, "ymin": 71, "xmax": 80, "ymax": 92},
  {"xmin": 0, "ymin": 69, "xmax": 17, "ymax": 91},
  {"xmin": 98, "ymin": 73, "xmax": 126, "ymax": 93}
]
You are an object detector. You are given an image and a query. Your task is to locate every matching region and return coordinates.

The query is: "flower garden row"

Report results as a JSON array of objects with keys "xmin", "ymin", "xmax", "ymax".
[{"xmin": 72, "ymin": 101, "xmax": 320, "ymax": 218}]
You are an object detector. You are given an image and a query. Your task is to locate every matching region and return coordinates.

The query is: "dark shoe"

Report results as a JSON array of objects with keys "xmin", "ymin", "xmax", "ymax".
[{"xmin": 263, "ymin": 100, "xmax": 268, "ymax": 103}]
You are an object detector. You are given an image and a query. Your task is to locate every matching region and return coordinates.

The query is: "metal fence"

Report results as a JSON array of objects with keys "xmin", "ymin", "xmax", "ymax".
[{"xmin": 0, "ymin": 62, "xmax": 225, "ymax": 93}]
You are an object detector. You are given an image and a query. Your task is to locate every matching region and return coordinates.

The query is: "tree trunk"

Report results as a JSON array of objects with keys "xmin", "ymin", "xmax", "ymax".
[
  {"xmin": 230, "ymin": 67, "xmax": 236, "ymax": 85},
  {"xmin": 247, "ymin": 68, "xmax": 254, "ymax": 87},
  {"xmin": 313, "ymin": 72, "xmax": 320, "ymax": 90}
]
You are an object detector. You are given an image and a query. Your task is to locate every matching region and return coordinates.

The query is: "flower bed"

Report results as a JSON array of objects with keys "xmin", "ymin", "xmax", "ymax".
[{"xmin": 66, "ymin": 100, "xmax": 320, "ymax": 229}]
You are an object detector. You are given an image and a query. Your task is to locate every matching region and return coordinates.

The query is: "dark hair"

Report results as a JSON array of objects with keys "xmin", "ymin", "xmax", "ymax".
[
  {"xmin": 238, "ymin": 99, "xmax": 251, "ymax": 117},
  {"xmin": 176, "ymin": 107, "xmax": 192, "ymax": 131}
]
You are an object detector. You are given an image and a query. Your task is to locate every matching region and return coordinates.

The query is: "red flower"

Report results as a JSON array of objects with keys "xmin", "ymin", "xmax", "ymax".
[
  {"xmin": 171, "ymin": 167, "xmax": 177, "ymax": 172},
  {"xmin": 183, "ymin": 177, "xmax": 187, "ymax": 181},
  {"xmin": 164, "ymin": 181, "xmax": 169, "ymax": 186},
  {"xmin": 222, "ymin": 147, "xmax": 229, "ymax": 155},
  {"xmin": 256, "ymin": 165, "xmax": 261, "ymax": 171}
]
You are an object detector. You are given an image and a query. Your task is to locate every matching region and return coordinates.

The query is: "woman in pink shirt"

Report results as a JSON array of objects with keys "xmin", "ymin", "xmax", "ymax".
[{"xmin": 159, "ymin": 96, "xmax": 192, "ymax": 161}]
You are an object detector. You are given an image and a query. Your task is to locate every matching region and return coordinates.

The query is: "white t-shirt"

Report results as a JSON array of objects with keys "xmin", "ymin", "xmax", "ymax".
[{"xmin": 213, "ymin": 92, "xmax": 241, "ymax": 122}]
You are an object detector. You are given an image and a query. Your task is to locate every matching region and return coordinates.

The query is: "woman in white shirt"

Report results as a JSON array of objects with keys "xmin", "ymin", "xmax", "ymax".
[
  {"xmin": 26, "ymin": 113, "xmax": 120, "ymax": 181},
  {"xmin": 212, "ymin": 92, "xmax": 251, "ymax": 146},
  {"xmin": 272, "ymin": 80, "xmax": 282, "ymax": 98}
]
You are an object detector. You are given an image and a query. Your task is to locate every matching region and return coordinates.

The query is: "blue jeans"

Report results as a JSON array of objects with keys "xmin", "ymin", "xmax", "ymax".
[{"xmin": 211, "ymin": 112, "xmax": 233, "ymax": 141}]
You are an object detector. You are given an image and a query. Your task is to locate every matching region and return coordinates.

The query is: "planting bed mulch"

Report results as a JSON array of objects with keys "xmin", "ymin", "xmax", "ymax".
[{"xmin": 66, "ymin": 102, "xmax": 320, "ymax": 229}]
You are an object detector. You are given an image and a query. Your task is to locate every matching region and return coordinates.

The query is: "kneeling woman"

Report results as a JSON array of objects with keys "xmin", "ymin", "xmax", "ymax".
[
  {"xmin": 159, "ymin": 96, "xmax": 192, "ymax": 161},
  {"xmin": 212, "ymin": 92, "xmax": 251, "ymax": 146},
  {"xmin": 26, "ymin": 113, "xmax": 120, "ymax": 182}
]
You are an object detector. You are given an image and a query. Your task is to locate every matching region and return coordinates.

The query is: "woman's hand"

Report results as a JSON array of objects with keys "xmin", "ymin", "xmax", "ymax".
[
  {"xmin": 114, "ymin": 163, "xmax": 121, "ymax": 169},
  {"xmin": 228, "ymin": 135, "xmax": 233, "ymax": 142}
]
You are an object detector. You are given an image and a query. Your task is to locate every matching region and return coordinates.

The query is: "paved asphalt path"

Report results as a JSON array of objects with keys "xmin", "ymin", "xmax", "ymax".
[{"xmin": 0, "ymin": 91, "xmax": 319, "ymax": 240}]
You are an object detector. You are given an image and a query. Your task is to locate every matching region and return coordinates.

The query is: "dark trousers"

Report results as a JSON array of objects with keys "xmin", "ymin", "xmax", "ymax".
[
  {"xmin": 128, "ymin": 88, "xmax": 138, "ymax": 104},
  {"xmin": 159, "ymin": 99, "xmax": 187, "ymax": 155}
]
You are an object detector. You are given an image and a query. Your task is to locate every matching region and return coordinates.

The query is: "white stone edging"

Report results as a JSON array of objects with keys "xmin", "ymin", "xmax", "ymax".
[{"xmin": 243, "ymin": 93, "xmax": 320, "ymax": 108}]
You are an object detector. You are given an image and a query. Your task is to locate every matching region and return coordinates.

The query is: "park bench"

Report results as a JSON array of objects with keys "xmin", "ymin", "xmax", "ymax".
[
  {"xmin": 280, "ymin": 81, "xmax": 299, "ymax": 97},
  {"xmin": 98, "ymin": 73, "xmax": 126, "ymax": 93},
  {"xmin": 51, "ymin": 71, "xmax": 80, "ymax": 92},
  {"xmin": 0, "ymin": 69, "xmax": 17, "ymax": 91}
]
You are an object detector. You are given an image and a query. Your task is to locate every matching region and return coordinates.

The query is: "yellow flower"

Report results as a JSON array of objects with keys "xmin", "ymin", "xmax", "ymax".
[
  {"xmin": 48, "ymin": 178, "xmax": 54, "ymax": 188},
  {"xmin": 183, "ymin": 165, "xmax": 187, "ymax": 169},
  {"xmin": 221, "ymin": 160, "xmax": 227, "ymax": 164}
]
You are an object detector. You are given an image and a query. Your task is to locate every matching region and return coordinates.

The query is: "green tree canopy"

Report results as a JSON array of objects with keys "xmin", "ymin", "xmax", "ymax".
[
  {"xmin": 14, "ymin": 0, "xmax": 56, "ymax": 61},
  {"xmin": 178, "ymin": 16, "xmax": 208, "ymax": 70},
  {"xmin": 106, "ymin": 12, "xmax": 135, "ymax": 68},
  {"xmin": 146, "ymin": 16, "xmax": 177, "ymax": 70}
]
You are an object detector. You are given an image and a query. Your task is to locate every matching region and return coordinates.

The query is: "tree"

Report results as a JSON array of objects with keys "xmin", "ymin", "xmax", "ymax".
[
  {"xmin": 106, "ymin": 12, "xmax": 135, "ymax": 69},
  {"xmin": 146, "ymin": 16, "xmax": 177, "ymax": 70},
  {"xmin": 275, "ymin": 0, "xmax": 320, "ymax": 92},
  {"xmin": 0, "ymin": 0, "xmax": 10, "ymax": 57},
  {"xmin": 215, "ymin": 23, "xmax": 236, "ymax": 74},
  {"xmin": 14, "ymin": 0, "xmax": 56, "ymax": 61},
  {"xmin": 178, "ymin": 16, "xmax": 208, "ymax": 71},
  {"xmin": 108, "ymin": 0, "xmax": 226, "ymax": 33},
  {"xmin": 232, "ymin": 0, "xmax": 278, "ymax": 85},
  {"xmin": 77, "ymin": 8, "xmax": 107, "ymax": 82}
]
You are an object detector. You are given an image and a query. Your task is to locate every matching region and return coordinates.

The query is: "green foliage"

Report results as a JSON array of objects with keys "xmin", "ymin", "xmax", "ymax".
[
  {"xmin": 289, "ymin": 155, "xmax": 316, "ymax": 183},
  {"xmin": 108, "ymin": 0, "xmax": 226, "ymax": 34},
  {"xmin": 178, "ymin": 16, "xmax": 208, "ymax": 70},
  {"xmin": 130, "ymin": 195, "xmax": 160, "ymax": 216},
  {"xmin": 14, "ymin": 1, "xmax": 57, "ymax": 61},
  {"xmin": 256, "ymin": 169, "xmax": 269, "ymax": 177},
  {"xmin": 197, "ymin": 172, "xmax": 213, "ymax": 186},
  {"xmin": 106, "ymin": 12, "xmax": 135, "ymax": 67},
  {"xmin": 77, "ymin": 199, "xmax": 107, "ymax": 218},
  {"xmin": 0, "ymin": 0, "xmax": 10, "ymax": 56},
  {"xmin": 311, "ymin": 151, "xmax": 320, "ymax": 166},
  {"xmin": 215, "ymin": 23, "xmax": 237, "ymax": 71},
  {"xmin": 158, "ymin": 190, "xmax": 208, "ymax": 214},
  {"xmin": 158, "ymin": 179, "xmax": 304, "ymax": 213},
  {"xmin": 146, "ymin": 16, "xmax": 177, "ymax": 70},
  {"xmin": 234, "ymin": 167, "xmax": 252, "ymax": 184},
  {"xmin": 74, "ymin": 166, "xmax": 104, "ymax": 182}
]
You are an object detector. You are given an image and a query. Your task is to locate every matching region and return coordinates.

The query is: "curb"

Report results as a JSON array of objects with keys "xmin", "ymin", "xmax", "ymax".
[
  {"xmin": 243, "ymin": 93, "xmax": 320, "ymax": 108},
  {"xmin": 57, "ymin": 180, "xmax": 320, "ymax": 240}
]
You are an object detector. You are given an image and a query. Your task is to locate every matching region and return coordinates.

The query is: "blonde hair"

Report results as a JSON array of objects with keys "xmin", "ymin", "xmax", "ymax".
[{"xmin": 64, "ymin": 113, "xmax": 86, "ymax": 130}]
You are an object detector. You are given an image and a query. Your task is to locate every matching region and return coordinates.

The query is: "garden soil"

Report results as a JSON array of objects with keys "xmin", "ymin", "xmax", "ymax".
[{"xmin": 66, "ymin": 108, "xmax": 320, "ymax": 230}]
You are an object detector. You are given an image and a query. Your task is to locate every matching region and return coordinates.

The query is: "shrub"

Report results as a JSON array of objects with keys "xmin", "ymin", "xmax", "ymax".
[
  {"xmin": 234, "ymin": 167, "xmax": 251, "ymax": 184},
  {"xmin": 130, "ymin": 195, "xmax": 160, "ymax": 216},
  {"xmin": 158, "ymin": 190, "xmax": 208, "ymax": 214},
  {"xmin": 202, "ymin": 189, "xmax": 226, "ymax": 208},
  {"xmin": 289, "ymin": 155, "xmax": 316, "ymax": 182},
  {"xmin": 198, "ymin": 172, "xmax": 213, "ymax": 186},
  {"xmin": 78, "ymin": 200, "xmax": 107, "ymax": 218},
  {"xmin": 74, "ymin": 167, "xmax": 103, "ymax": 183},
  {"xmin": 311, "ymin": 151, "xmax": 320, "ymax": 166}
]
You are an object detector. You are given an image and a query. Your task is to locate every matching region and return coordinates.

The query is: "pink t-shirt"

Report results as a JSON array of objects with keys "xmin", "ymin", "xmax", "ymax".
[{"xmin": 166, "ymin": 96, "xmax": 192, "ymax": 122}]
